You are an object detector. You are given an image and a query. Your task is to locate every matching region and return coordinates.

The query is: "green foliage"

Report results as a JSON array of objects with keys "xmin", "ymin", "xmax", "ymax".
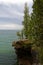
[
  {"xmin": 16, "ymin": 1, "xmax": 43, "ymax": 63},
  {"xmin": 17, "ymin": 31, "xmax": 21, "ymax": 39},
  {"xmin": 17, "ymin": 3, "xmax": 31, "ymax": 40},
  {"xmin": 22, "ymin": 3, "xmax": 30, "ymax": 39},
  {"xmin": 17, "ymin": 30, "xmax": 24, "ymax": 39},
  {"xmin": 30, "ymin": 0, "xmax": 43, "ymax": 63}
]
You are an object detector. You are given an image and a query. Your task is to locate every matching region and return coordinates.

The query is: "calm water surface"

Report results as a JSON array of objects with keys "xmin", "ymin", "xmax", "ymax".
[{"xmin": 0, "ymin": 30, "xmax": 18, "ymax": 65}]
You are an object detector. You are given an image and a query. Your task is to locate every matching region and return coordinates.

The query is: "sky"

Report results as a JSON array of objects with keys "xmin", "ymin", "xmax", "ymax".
[{"xmin": 0, "ymin": 0, "xmax": 33, "ymax": 30}]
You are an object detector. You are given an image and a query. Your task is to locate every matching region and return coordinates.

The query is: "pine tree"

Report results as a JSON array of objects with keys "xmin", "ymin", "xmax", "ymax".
[
  {"xmin": 23, "ymin": 3, "xmax": 30, "ymax": 39},
  {"xmin": 30, "ymin": 0, "xmax": 43, "ymax": 63},
  {"xmin": 30, "ymin": 0, "xmax": 43, "ymax": 45}
]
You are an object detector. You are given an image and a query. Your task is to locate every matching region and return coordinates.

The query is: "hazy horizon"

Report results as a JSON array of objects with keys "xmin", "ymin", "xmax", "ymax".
[{"xmin": 0, "ymin": 0, "xmax": 33, "ymax": 30}]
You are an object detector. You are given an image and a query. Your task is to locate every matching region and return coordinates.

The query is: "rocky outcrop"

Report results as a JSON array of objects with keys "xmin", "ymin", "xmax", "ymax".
[{"xmin": 12, "ymin": 39, "xmax": 38, "ymax": 65}]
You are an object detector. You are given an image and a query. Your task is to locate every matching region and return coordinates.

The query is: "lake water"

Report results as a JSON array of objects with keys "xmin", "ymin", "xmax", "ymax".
[{"xmin": 0, "ymin": 30, "xmax": 19, "ymax": 65}]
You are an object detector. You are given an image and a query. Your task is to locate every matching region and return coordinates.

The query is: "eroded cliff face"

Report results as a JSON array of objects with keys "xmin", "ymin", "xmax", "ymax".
[{"xmin": 12, "ymin": 39, "xmax": 37, "ymax": 65}]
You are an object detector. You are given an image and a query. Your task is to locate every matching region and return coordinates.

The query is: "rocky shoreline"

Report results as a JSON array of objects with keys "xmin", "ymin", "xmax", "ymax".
[{"xmin": 12, "ymin": 39, "xmax": 38, "ymax": 65}]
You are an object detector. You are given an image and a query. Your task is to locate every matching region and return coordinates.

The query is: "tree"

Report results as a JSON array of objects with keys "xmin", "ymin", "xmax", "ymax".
[
  {"xmin": 23, "ymin": 3, "xmax": 30, "ymax": 39},
  {"xmin": 17, "ymin": 31, "xmax": 21, "ymax": 39},
  {"xmin": 17, "ymin": 30, "xmax": 24, "ymax": 40},
  {"xmin": 30, "ymin": 0, "xmax": 43, "ymax": 63}
]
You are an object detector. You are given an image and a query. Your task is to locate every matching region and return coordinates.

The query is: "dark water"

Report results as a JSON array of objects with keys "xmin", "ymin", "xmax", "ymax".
[{"xmin": 0, "ymin": 30, "xmax": 18, "ymax": 65}]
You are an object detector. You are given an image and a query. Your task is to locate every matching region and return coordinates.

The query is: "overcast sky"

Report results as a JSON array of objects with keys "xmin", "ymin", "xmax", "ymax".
[{"xmin": 0, "ymin": 0, "xmax": 33, "ymax": 30}]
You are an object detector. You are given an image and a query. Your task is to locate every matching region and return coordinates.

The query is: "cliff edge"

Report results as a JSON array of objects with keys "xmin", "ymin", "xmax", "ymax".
[{"xmin": 12, "ymin": 39, "xmax": 38, "ymax": 65}]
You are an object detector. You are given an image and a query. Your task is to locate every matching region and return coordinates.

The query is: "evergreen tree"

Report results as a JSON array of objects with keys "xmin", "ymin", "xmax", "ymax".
[
  {"xmin": 30, "ymin": 0, "xmax": 43, "ymax": 63},
  {"xmin": 23, "ymin": 3, "xmax": 30, "ymax": 39}
]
